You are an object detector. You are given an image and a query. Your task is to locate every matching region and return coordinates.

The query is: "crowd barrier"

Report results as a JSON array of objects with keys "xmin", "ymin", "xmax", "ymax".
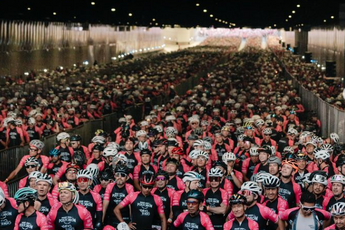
[{"xmin": 272, "ymin": 51, "xmax": 345, "ymax": 142}]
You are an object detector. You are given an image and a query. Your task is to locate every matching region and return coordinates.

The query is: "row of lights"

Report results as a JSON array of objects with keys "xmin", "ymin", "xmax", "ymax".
[
  {"xmin": 196, "ymin": 3, "xmax": 235, "ymax": 27},
  {"xmin": 285, "ymin": 4, "xmax": 300, "ymax": 23},
  {"xmin": 111, "ymin": 44, "xmax": 166, "ymax": 60}
]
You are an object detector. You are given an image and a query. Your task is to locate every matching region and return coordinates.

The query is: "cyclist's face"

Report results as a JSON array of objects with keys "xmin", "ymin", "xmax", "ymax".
[
  {"xmin": 306, "ymin": 145, "xmax": 315, "ymax": 153},
  {"xmin": 196, "ymin": 156, "xmax": 207, "ymax": 167},
  {"xmin": 100, "ymin": 179, "xmax": 111, "ymax": 188},
  {"xmin": 232, "ymin": 203, "xmax": 245, "ymax": 218},
  {"xmin": 29, "ymin": 178, "xmax": 37, "ymax": 189},
  {"xmin": 265, "ymin": 187, "xmax": 278, "ymax": 201},
  {"xmin": 141, "ymin": 154, "xmax": 151, "ymax": 165},
  {"xmin": 269, "ymin": 163, "xmax": 280, "ymax": 176},
  {"xmin": 259, "ymin": 152, "xmax": 268, "ymax": 163},
  {"xmin": 37, "ymin": 181, "xmax": 50, "ymax": 196},
  {"xmin": 188, "ymin": 181, "xmax": 200, "ymax": 190},
  {"xmin": 332, "ymin": 182, "xmax": 344, "ymax": 196},
  {"xmin": 166, "ymin": 163, "xmax": 177, "ymax": 174},
  {"xmin": 334, "ymin": 215, "xmax": 345, "ymax": 229},
  {"xmin": 312, "ymin": 182, "xmax": 325, "ymax": 195},
  {"xmin": 29, "ymin": 148, "xmax": 39, "ymax": 157},
  {"xmin": 138, "ymin": 136, "xmax": 146, "ymax": 142},
  {"xmin": 187, "ymin": 198, "xmax": 200, "ymax": 215},
  {"xmin": 26, "ymin": 165, "xmax": 38, "ymax": 174},
  {"xmin": 59, "ymin": 190, "xmax": 73, "ymax": 204},
  {"xmin": 93, "ymin": 150, "xmax": 101, "ymax": 159},
  {"xmin": 66, "ymin": 169, "xmax": 77, "ymax": 181},
  {"xmin": 125, "ymin": 141, "xmax": 134, "ymax": 151},
  {"xmin": 296, "ymin": 159, "xmax": 306, "ymax": 170},
  {"xmin": 17, "ymin": 201, "xmax": 28, "ymax": 213},
  {"xmin": 281, "ymin": 164, "xmax": 293, "ymax": 177},
  {"xmin": 77, "ymin": 178, "xmax": 90, "ymax": 190},
  {"xmin": 115, "ymin": 173, "xmax": 127, "ymax": 186}
]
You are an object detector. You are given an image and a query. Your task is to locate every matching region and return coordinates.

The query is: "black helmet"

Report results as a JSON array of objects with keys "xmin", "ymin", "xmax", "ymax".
[
  {"xmin": 229, "ymin": 194, "xmax": 247, "ymax": 205},
  {"xmin": 186, "ymin": 189, "xmax": 204, "ymax": 202},
  {"xmin": 114, "ymin": 163, "xmax": 128, "ymax": 174},
  {"xmin": 93, "ymin": 144, "xmax": 104, "ymax": 151},
  {"xmin": 140, "ymin": 149, "xmax": 152, "ymax": 156},
  {"xmin": 72, "ymin": 150, "xmax": 86, "ymax": 167},
  {"xmin": 166, "ymin": 158, "xmax": 179, "ymax": 166},
  {"xmin": 100, "ymin": 169, "xmax": 113, "ymax": 181},
  {"xmin": 70, "ymin": 134, "xmax": 82, "ymax": 142},
  {"xmin": 337, "ymin": 155, "xmax": 345, "ymax": 167}
]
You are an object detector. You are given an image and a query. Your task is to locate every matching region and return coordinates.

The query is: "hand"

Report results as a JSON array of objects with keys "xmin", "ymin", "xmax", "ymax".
[{"xmin": 128, "ymin": 222, "xmax": 137, "ymax": 230}]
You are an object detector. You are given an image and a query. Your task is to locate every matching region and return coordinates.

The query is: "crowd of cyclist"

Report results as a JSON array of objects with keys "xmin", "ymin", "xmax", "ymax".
[{"xmin": 0, "ymin": 48, "xmax": 344, "ymax": 230}]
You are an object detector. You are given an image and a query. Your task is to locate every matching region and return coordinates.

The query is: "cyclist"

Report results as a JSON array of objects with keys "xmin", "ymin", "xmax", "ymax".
[
  {"xmin": 0, "ymin": 187, "xmax": 17, "ymax": 229},
  {"xmin": 14, "ymin": 187, "xmax": 48, "ymax": 230},
  {"xmin": 133, "ymin": 149, "xmax": 158, "ymax": 191},
  {"xmin": 55, "ymin": 132, "xmax": 74, "ymax": 163},
  {"xmin": 70, "ymin": 134, "xmax": 90, "ymax": 160},
  {"xmin": 93, "ymin": 169, "xmax": 113, "ymax": 200},
  {"xmin": 18, "ymin": 158, "xmax": 40, "ymax": 189},
  {"xmin": 35, "ymin": 173, "xmax": 56, "ymax": 216},
  {"xmin": 325, "ymin": 202, "xmax": 345, "ymax": 230}
]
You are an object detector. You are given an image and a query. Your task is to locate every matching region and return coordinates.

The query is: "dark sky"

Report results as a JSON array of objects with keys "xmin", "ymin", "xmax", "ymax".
[{"xmin": 0, "ymin": 0, "xmax": 342, "ymax": 28}]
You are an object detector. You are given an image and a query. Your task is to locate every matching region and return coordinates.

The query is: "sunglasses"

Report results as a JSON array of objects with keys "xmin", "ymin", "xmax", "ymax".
[
  {"xmin": 239, "ymin": 190, "xmax": 252, "ymax": 196},
  {"xmin": 155, "ymin": 177, "xmax": 166, "ymax": 181},
  {"xmin": 29, "ymin": 148, "xmax": 38, "ymax": 152},
  {"xmin": 100, "ymin": 178, "xmax": 111, "ymax": 182},
  {"xmin": 209, "ymin": 177, "xmax": 221, "ymax": 182},
  {"xmin": 115, "ymin": 173, "xmax": 127, "ymax": 178},
  {"xmin": 191, "ymin": 123, "xmax": 198, "ymax": 125},
  {"xmin": 77, "ymin": 177, "xmax": 89, "ymax": 183},
  {"xmin": 142, "ymin": 185, "xmax": 153, "ymax": 189},
  {"xmin": 67, "ymin": 170, "xmax": 77, "ymax": 174},
  {"xmin": 186, "ymin": 200, "xmax": 199, "ymax": 206},
  {"xmin": 25, "ymin": 165, "xmax": 37, "ymax": 169},
  {"xmin": 301, "ymin": 203, "xmax": 315, "ymax": 212}
]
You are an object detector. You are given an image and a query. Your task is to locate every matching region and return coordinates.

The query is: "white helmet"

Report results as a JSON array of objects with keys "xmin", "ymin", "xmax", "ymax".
[
  {"xmin": 0, "ymin": 189, "xmax": 5, "ymax": 206},
  {"xmin": 136, "ymin": 130, "xmax": 147, "ymax": 138},
  {"xmin": 263, "ymin": 128, "xmax": 272, "ymax": 135},
  {"xmin": 302, "ymin": 173, "xmax": 312, "ymax": 185},
  {"xmin": 283, "ymin": 146, "xmax": 294, "ymax": 154},
  {"xmin": 314, "ymin": 149, "xmax": 330, "ymax": 160},
  {"xmin": 311, "ymin": 173, "xmax": 328, "ymax": 186},
  {"xmin": 77, "ymin": 169, "xmax": 93, "ymax": 180},
  {"xmin": 330, "ymin": 133, "xmax": 340, "ymax": 143},
  {"xmin": 331, "ymin": 202, "xmax": 345, "ymax": 216},
  {"xmin": 28, "ymin": 117, "xmax": 36, "ymax": 125},
  {"xmin": 208, "ymin": 167, "xmax": 223, "ymax": 177},
  {"xmin": 165, "ymin": 127, "xmax": 177, "ymax": 137},
  {"xmin": 241, "ymin": 181, "xmax": 262, "ymax": 195},
  {"xmin": 249, "ymin": 146, "xmax": 259, "ymax": 156},
  {"xmin": 193, "ymin": 140, "xmax": 204, "ymax": 147},
  {"xmin": 29, "ymin": 139, "xmax": 45, "ymax": 150},
  {"xmin": 103, "ymin": 147, "xmax": 118, "ymax": 157},
  {"xmin": 91, "ymin": 136, "xmax": 106, "ymax": 144},
  {"xmin": 287, "ymin": 128, "xmax": 298, "ymax": 136},
  {"xmin": 222, "ymin": 152, "xmax": 236, "ymax": 163},
  {"xmin": 183, "ymin": 171, "xmax": 201, "ymax": 183},
  {"xmin": 320, "ymin": 144, "xmax": 334, "ymax": 153},
  {"xmin": 117, "ymin": 222, "xmax": 130, "ymax": 230},
  {"xmin": 86, "ymin": 163, "xmax": 99, "ymax": 177},
  {"xmin": 36, "ymin": 173, "xmax": 53, "ymax": 186},
  {"xmin": 138, "ymin": 141, "xmax": 149, "ymax": 150},
  {"xmin": 254, "ymin": 172, "xmax": 271, "ymax": 183},
  {"xmin": 107, "ymin": 142, "xmax": 120, "ymax": 150},
  {"xmin": 57, "ymin": 132, "xmax": 70, "ymax": 142},
  {"xmin": 255, "ymin": 119, "xmax": 265, "ymax": 127},
  {"xmin": 196, "ymin": 151, "xmax": 209, "ymax": 160},
  {"xmin": 189, "ymin": 150, "xmax": 201, "ymax": 160},
  {"xmin": 113, "ymin": 154, "xmax": 128, "ymax": 165},
  {"xmin": 203, "ymin": 141, "xmax": 212, "ymax": 150},
  {"xmin": 154, "ymin": 125, "xmax": 163, "ymax": 133},
  {"xmin": 28, "ymin": 171, "xmax": 43, "ymax": 180},
  {"xmin": 263, "ymin": 175, "xmax": 281, "ymax": 187},
  {"xmin": 330, "ymin": 175, "xmax": 345, "ymax": 185}
]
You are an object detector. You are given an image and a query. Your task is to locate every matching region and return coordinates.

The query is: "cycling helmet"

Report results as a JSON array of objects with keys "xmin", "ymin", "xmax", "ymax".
[
  {"xmin": 107, "ymin": 142, "xmax": 120, "ymax": 150},
  {"xmin": 117, "ymin": 222, "xmax": 130, "ymax": 230},
  {"xmin": 86, "ymin": 163, "xmax": 99, "ymax": 177},
  {"xmin": 77, "ymin": 169, "xmax": 93, "ymax": 180},
  {"xmin": 268, "ymin": 156, "xmax": 282, "ymax": 166},
  {"xmin": 208, "ymin": 167, "xmax": 223, "ymax": 177},
  {"xmin": 283, "ymin": 146, "xmax": 294, "ymax": 154},
  {"xmin": 186, "ymin": 190, "xmax": 204, "ymax": 202},
  {"xmin": 140, "ymin": 149, "xmax": 152, "ymax": 156},
  {"xmin": 25, "ymin": 157, "xmax": 39, "ymax": 167},
  {"xmin": 183, "ymin": 171, "xmax": 201, "ymax": 183},
  {"xmin": 311, "ymin": 172, "xmax": 328, "ymax": 186},
  {"xmin": 320, "ymin": 144, "xmax": 334, "ymax": 153},
  {"xmin": 15, "ymin": 119, "xmax": 23, "ymax": 126},
  {"xmin": 302, "ymin": 173, "xmax": 312, "ymax": 184},
  {"xmin": 103, "ymin": 147, "xmax": 118, "ymax": 157},
  {"xmin": 193, "ymin": 140, "xmax": 204, "ymax": 147},
  {"xmin": 330, "ymin": 174, "xmax": 345, "ymax": 185},
  {"xmin": 241, "ymin": 181, "xmax": 262, "ymax": 195},
  {"xmin": 14, "ymin": 187, "xmax": 37, "ymax": 202},
  {"xmin": 263, "ymin": 128, "xmax": 272, "ymax": 135},
  {"xmin": 136, "ymin": 130, "xmax": 147, "ymax": 138},
  {"xmin": 154, "ymin": 125, "xmax": 163, "ymax": 133},
  {"xmin": 171, "ymin": 147, "xmax": 184, "ymax": 156},
  {"xmin": 70, "ymin": 135, "xmax": 82, "ymax": 142},
  {"xmin": 331, "ymin": 202, "xmax": 345, "ymax": 216},
  {"xmin": 140, "ymin": 171, "xmax": 155, "ymax": 186},
  {"xmin": 49, "ymin": 148, "xmax": 60, "ymax": 156},
  {"xmin": 282, "ymin": 159, "xmax": 298, "ymax": 172},
  {"xmin": 270, "ymin": 146, "xmax": 276, "ymax": 156},
  {"xmin": 263, "ymin": 175, "xmax": 280, "ymax": 188},
  {"xmin": 222, "ymin": 152, "xmax": 236, "ymax": 163},
  {"xmin": 91, "ymin": 136, "xmax": 106, "ymax": 144},
  {"xmin": 189, "ymin": 150, "xmax": 201, "ymax": 160},
  {"xmin": 57, "ymin": 132, "xmax": 70, "ymax": 142},
  {"xmin": 93, "ymin": 144, "xmax": 104, "ymax": 152},
  {"xmin": 250, "ymin": 147, "xmax": 259, "ymax": 156},
  {"xmin": 137, "ymin": 141, "xmax": 148, "ymax": 150},
  {"xmin": 255, "ymin": 172, "xmax": 272, "ymax": 183},
  {"xmin": 196, "ymin": 151, "xmax": 209, "ymax": 160},
  {"xmin": 29, "ymin": 139, "xmax": 44, "ymax": 150},
  {"xmin": 258, "ymin": 146, "xmax": 271, "ymax": 155},
  {"xmin": 255, "ymin": 119, "xmax": 265, "ymax": 127},
  {"xmin": 287, "ymin": 128, "xmax": 298, "ymax": 136},
  {"xmin": 114, "ymin": 163, "xmax": 128, "ymax": 174},
  {"xmin": 330, "ymin": 133, "xmax": 340, "ymax": 143},
  {"xmin": 28, "ymin": 171, "xmax": 42, "ymax": 180},
  {"xmin": 165, "ymin": 127, "xmax": 178, "ymax": 137},
  {"xmin": 229, "ymin": 194, "xmax": 247, "ymax": 205},
  {"xmin": 0, "ymin": 191, "xmax": 4, "ymax": 206},
  {"xmin": 66, "ymin": 163, "xmax": 80, "ymax": 173},
  {"xmin": 100, "ymin": 169, "xmax": 113, "ymax": 181},
  {"xmin": 28, "ymin": 117, "xmax": 36, "ymax": 125},
  {"xmin": 314, "ymin": 149, "xmax": 330, "ymax": 160},
  {"xmin": 36, "ymin": 173, "xmax": 53, "ymax": 185},
  {"xmin": 305, "ymin": 141, "xmax": 317, "ymax": 147},
  {"xmin": 113, "ymin": 154, "xmax": 128, "ymax": 165},
  {"xmin": 203, "ymin": 141, "xmax": 212, "ymax": 150}
]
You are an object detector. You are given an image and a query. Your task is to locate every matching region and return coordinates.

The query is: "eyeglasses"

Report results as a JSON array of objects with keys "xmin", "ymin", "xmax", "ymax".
[
  {"xmin": 186, "ymin": 200, "xmax": 199, "ymax": 206},
  {"xmin": 155, "ymin": 176, "xmax": 166, "ymax": 181},
  {"xmin": 25, "ymin": 165, "xmax": 37, "ymax": 169},
  {"xmin": 142, "ymin": 185, "xmax": 153, "ymax": 189},
  {"xmin": 209, "ymin": 177, "xmax": 221, "ymax": 182},
  {"xmin": 115, "ymin": 173, "xmax": 127, "ymax": 178},
  {"xmin": 301, "ymin": 203, "xmax": 315, "ymax": 212},
  {"xmin": 77, "ymin": 177, "xmax": 89, "ymax": 183},
  {"xmin": 29, "ymin": 148, "xmax": 38, "ymax": 152}
]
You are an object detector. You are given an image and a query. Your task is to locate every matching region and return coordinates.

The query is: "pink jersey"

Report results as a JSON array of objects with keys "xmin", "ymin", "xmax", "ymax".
[
  {"xmin": 173, "ymin": 211, "xmax": 215, "ymax": 230},
  {"xmin": 14, "ymin": 211, "xmax": 48, "ymax": 230}
]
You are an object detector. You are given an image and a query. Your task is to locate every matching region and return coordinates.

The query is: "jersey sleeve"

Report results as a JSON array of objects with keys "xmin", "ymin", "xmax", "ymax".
[
  {"xmin": 173, "ymin": 212, "xmax": 187, "ymax": 227},
  {"xmin": 92, "ymin": 192, "xmax": 103, "ymax": 211},
  {"xmin": 249, "ymin": 218, "xmax": 259, "ymax": 230},
  {"xmin": 221, "ymin": 189, "xmax": 229, "ymax": 206},
  {"xmin": 103, "ymin": 183, "xmax": 114, "ymax": 201},
  {"xmin": 126, "ymin": 183, "xmax": 135, "ymax": 194},
  {"xmin": 293, "ymin": 182, "xmax": 302, "ymax": 204},
  {"xmin": 19, "ymin": 155, "xmax": 29, "ymax": 167},
  {"xmin": 119, "ymin": 192, "xmax": 137, "ymax": 207},
  {"xmin": 261, "ymin": 205, "xmax": 279, "ymax": 223},
  {"xmin": 0, "ymin": 182, "xmax": 9, "ymax": 197},
  {"xmin": 41, "ymin": 156, "xmax": 50, "ymax": 169},
  {"xmin": 37, "ymin": 211, "xmax": 49, "ymax": 230},
  {"xmin": 242, "ymin": 158, "xmax": 249, "ymax": 174},
  {"xmin": 18, "ymin": 177, "xmax": 27, "ymax": 189},
  {"xmin": 133, "ymin": 165, "xmax": 140, "ymax": 179},
  {"xmin": 51, "ymin": 184, "xmax": 59, "ymax": 200},
  {"xmin": 47, "ymin": 208, "xmax": 57, "ymax": 230},
  {"xmin": 279, "ymin": 207, "xmax": 298, "ymax": 221},
  {"xmin": 315, "ymin": 208, "xmax": 331, "ymax": 220},
  {"xmin": 200, "ymin": 212, "xmax": 215, "ymax": 230},
  {"xmin": 81, "ymin": 206, "xmax": 94, "ymax": 229},
  {"xmin": 153, "ymin": 195, "xmax": 165, "ymax": 214},
  {"xmin": 54, "ymin": 164, "xmax": 66, "ymax": 179},
  {"xmin": 13, "ymin": 214, "xmax": 21, "ymax": 230},
  {"xmin": 172, "ymin": 191, "xmax": 181, "ymax": 206},
  {"xmin": 278, "ymin": 198, "xmax": 289, "ymax": 215}
]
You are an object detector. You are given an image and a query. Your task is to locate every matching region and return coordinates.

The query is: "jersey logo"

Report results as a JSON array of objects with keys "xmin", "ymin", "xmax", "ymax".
[
  {"xmin": 184, "ymin": 222, "xmax": 199, "ymax": 230},
  {"xmin": 19, "ymin": 221, "xmax": 34, "ymax": 230},
  {"xmin": 58, "ymin": 216, "xmax": 77, "ymax": 225}
]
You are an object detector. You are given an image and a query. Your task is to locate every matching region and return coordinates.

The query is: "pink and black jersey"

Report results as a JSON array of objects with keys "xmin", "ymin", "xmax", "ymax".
[
  {"xmin": 223, "ymin": 217, "xmax": 259, "ymax": 230},
  {"xmin": 37, "ymin": 193, "xmax": 57, "ymax": 216},
  {"xmin": 14, "ymin": 211, "xmax": 48, "ymax": 230},
  {"xmin": 0, "ymin": 197, "xmax": 18, "ymax": 229},
  {"xmin": 167, "ymin": 175, "xmax": 185, "ymax": 191},
  {"xmin": 78, "ymin": 190, "xmax": 102, "ymax": 225},
  {"xmin": 173, "ymin": 211, "xmax": 215, "ymax": 230},
  {"xmin": 120, "ymin": 191, "xmax": 165, "ymax": 230}
]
